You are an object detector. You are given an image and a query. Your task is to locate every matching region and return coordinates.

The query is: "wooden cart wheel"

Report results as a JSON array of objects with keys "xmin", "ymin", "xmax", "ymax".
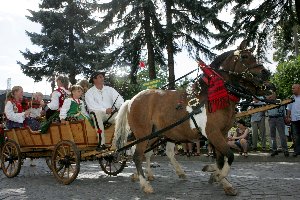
[
  {"xmin": 1, "ymin": 140, "xmax": 22, "ymax": 178},
  {"xmin": 51, "ymin": 140, "xmax": 80, "ymax": 185},
  {"xmin": 99, "ymin": 152, "xmax": 127, "ymax": 176}
]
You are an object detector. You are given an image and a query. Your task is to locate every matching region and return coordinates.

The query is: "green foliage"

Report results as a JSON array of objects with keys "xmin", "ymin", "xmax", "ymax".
[
  {"xmin": 214, "ymin": 0, "xmax": 298, "ymax": 62},
  {"xmin": 271, "ymin": 55, "xmax": 300, "ymax": 98},
  {"xmin": 106, "ymin": 65, "xmax": 192, "ymax": 100},
  {"xmin": 273, "ymin": 25, "xmax": 300, "ymax": 63}
]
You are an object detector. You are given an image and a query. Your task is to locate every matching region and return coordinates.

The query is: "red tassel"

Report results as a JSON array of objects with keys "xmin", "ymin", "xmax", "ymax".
[{"xmin": 97, "ymin": 128, "xmax": 102, "ymax": 135}]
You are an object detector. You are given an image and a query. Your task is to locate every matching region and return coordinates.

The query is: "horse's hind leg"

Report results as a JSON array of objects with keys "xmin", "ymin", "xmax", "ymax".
[
  {"xmin": 145, "ymin": 150, "xmax": 154, "ymax": 181},
  {"xmin": 132, "ymin": 143, "xmax": 154, "ymax": 193},
  {"xmin": 165, "ymin": 142, "xmax": 186, "ymax": 179}
]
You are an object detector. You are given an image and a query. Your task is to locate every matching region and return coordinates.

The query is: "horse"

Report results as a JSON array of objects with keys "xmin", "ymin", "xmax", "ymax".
[{"xmin": 113, "ymin": 41, "xmax": 271, "ymax": 195}]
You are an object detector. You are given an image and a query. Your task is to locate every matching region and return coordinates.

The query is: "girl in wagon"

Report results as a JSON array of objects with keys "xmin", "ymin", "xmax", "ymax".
[
  {"xmin": 4, "ymin": 86, "xmax": 32, "ymax": 130},
  {"xmin": 59, "ymin": 85, "xmax": 92, "ymax": 125}
]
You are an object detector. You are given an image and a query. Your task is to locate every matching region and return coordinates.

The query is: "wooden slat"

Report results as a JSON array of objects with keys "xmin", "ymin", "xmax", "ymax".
[{"xmin": 236, "ymin": 99, "xmax": 294, "ymax": 118}]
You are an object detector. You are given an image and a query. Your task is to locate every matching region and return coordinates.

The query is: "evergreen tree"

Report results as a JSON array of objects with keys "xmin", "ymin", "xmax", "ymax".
[
  {"xmin": 92, "ymin": 0, "xmax": 228, "ymax": 89},
  {"xmin": 273, "ymin": 25, "xmax": 300, "ymax": 63},
  {"xmin": 17, "ymin": 0, "xmax": 107, "ymax": 84},
  {"xmin": 214, "ymin": 0, "xmax": 299, "ymax": 61}
]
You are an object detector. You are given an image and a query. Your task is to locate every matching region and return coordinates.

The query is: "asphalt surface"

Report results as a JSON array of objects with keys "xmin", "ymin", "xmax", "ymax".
[{"xmin": 0, "ymin": 152, "xmax": 300, "ymax": 200}]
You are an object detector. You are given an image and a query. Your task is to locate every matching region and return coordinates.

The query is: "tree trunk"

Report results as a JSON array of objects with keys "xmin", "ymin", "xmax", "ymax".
[
  {"xmin": 295, "ymin": 0, "xmax": 300, "ymax": 25},
  {"xmin": 143, "ymin": 4, "xmax": 156, "ymax": 80},
  {"xmin": 165, "ymin": 0, "xmax": 175, "ymax": 90},
  {"xmin": 293, "ymin": 25, "xmax": 299, "ymax": 56}
]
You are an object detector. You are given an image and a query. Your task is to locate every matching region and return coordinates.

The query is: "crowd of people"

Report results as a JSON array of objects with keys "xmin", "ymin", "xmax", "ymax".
[{"xmin": 1, "ymin": 72, "xmax": 300, "ymax": 158}]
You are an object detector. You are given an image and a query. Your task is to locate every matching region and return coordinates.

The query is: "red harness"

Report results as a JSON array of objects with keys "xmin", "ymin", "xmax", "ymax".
[{"xmin": 198, "ymin": 60, "xmax": 239, "ymax": 112}]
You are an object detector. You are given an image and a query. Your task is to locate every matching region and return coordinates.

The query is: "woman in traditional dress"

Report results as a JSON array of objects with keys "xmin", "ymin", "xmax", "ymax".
[{"xmin": 4, "ymin": 86, "xmax": 31, "ymax": 129}]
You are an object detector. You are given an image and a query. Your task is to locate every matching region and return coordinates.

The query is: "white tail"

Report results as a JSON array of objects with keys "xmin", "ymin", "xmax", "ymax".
[{"xmin": 113, "ymin": 100, "xmax": 131, "ymax": 149}]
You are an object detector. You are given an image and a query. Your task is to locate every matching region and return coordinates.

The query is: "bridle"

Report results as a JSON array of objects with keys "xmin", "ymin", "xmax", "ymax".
[{"xmin": 215, "ymin": 49, "xmax": 267, "ymax": 92}]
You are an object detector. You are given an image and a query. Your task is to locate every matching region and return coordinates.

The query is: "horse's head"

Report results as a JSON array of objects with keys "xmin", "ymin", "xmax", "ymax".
[{"xmin": 211, "ymin": 41, "xmax": 270, "ymax": 96}]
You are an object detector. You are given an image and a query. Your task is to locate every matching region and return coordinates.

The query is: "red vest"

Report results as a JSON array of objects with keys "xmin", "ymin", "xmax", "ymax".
[{"xmin": 56, "ymin": 88, "xmax": 67, "ymax": 108}]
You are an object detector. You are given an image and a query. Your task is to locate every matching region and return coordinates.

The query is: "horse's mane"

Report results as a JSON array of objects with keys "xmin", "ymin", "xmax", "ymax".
[{"xmin": 210, "ymin": 50, "xmax": 234, "ymax": 69}]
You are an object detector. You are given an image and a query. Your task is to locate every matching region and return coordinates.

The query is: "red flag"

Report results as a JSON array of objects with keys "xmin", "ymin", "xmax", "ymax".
[{"xmin": 139, "ymin": 61, "xmax": 145, "ymax": 68}]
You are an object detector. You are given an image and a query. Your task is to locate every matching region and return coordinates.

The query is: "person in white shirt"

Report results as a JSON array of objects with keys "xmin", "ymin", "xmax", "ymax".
[
  {"xmin": 45, "ymin": 76, "xmax": 70, "ymax": 119},
  {"xmin": 85, "ymin": 71, "xmax": 124, "ymax": 150},
  {"xmin": 5, "ymin": 86, "xmax": 31, "ymax": 129}
]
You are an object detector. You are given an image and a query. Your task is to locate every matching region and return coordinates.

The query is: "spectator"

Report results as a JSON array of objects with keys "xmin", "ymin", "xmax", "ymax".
[
  {"xmin": 228, "ymin": 119, "xmax": 250, "ymax": 157},
  {"xmin": 250, "ymin": 98, "xmax": 266, "ymax": 151},
  {"xmin": 286, "ymin": 84, "xmax": 300, "ymax": 157},
  {"xmin": 266, "ymin": 91, "xmax": 289, "ymax": 157}
]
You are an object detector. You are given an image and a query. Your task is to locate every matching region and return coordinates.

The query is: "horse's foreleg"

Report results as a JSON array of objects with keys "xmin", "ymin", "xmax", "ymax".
[
  {"xmin": 205, "ymin": 136, "xmax": 237, "ymax": 196},
  {"xmin": 133, "ymin": 144, "xmax": 154, "ymax": 193},
  {"xmin": 165, "ymin": 142, "xmax": 186, "ymax": 179}
]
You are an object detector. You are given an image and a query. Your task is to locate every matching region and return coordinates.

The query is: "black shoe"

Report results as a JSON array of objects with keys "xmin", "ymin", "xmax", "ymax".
[
  {"xmin": 293, "ymin": 152, "xmax": 299, "ymax": 157},
  {"xmin": 270, "ymin": 151, "xmax": 278, "ymax": 157},
  {"xmin": 284, "ymin": 151, "xmax": 289, "ymax": 157}
]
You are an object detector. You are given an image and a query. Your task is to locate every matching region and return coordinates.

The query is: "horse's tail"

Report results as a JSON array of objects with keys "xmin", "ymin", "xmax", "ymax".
[{"xmin": 113, "ymin": 100, "xmax": 131, "ymax": 149}]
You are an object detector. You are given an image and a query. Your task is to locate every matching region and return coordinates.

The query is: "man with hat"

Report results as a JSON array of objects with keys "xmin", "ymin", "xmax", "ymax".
[{"xmin": 85, "ymin": 71, "xmax": 124, "ymax": 150}]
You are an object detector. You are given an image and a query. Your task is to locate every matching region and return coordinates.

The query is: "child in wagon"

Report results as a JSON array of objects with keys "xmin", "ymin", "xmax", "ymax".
[{"xmin": 59, "ymin": 85, "xmax": 93, "ymax": 125}]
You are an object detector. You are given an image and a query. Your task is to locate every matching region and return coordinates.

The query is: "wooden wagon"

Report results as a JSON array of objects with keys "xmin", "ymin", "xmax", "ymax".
[{"xmin": 0, "ymin": 119, "xmax": 127, "ymax": 184}]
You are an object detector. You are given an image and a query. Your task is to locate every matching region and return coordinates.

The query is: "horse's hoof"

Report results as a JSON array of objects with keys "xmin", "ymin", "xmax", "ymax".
[
  {"xmin": 202, "ymin": 165, "xmax": 216, "ymax": 172},
  {"xmin": 130, "ymin": 174, "xmax": 139, "ymax": 182},
  {"xmin": 143, "ymin": 186, "xmax": 154, "ymax": 193},
  {"xmin": 208, "ymin": 174, "xmax": 217, "ymax": 184},
  {"xmin": 178, "ymin": 173, "xmax": 186, "ymax": 179},
  {"xmin": 147, "ymin": 175, "xmax": 154, "ymax": 181},
  {"xmin": 224, "ymin": 187, "xmax": 238, "ymax": 196}
]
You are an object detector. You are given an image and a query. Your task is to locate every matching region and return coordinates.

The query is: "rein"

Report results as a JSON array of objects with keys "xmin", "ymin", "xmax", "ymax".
[{"xmin": 116, "ymin": 106, "xmax": 203, "ymax": 152}]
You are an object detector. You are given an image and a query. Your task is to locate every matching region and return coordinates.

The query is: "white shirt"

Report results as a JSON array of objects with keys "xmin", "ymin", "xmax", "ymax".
[
  {"xmin": 60, "ymin": 98, "xmax": 89, "ymax": 120},
  {"xmin": 287, "ymin": 95, "xmax": 300, "ymax": 121},
  {"xmin": 85, "ymin": 85, "xmax": 124, "ymax": 113},
  {"xmin": 29, "ymin": 107, "xmax": 42, "ymax": 118},
  {"xmin": 4, "ymin": 101, "xmax": 26, "ymax": 123},
  {"xmin": 47, "ymin": 87, "xmax": 70, "ymax": 110}
]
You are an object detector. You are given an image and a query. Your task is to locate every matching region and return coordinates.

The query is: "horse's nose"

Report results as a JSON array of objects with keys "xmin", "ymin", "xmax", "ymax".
[{"xmin": 261, "ymin": 69, "xmax": 270, "ymax": 81}]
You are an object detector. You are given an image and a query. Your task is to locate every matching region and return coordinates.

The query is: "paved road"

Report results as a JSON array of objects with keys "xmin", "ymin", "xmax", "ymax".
[{"xmin": 0, "ymin": 154, "xmax": 300, "ymax": 200}]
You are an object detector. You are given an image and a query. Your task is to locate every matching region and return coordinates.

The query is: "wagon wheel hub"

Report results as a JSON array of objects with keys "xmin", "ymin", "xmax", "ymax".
[{"xmin": 59, "ymin": 155, "xmax": 72, "ymax": 168}]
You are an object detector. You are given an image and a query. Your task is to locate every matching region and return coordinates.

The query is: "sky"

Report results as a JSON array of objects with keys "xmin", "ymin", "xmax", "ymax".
[{"xmin": 0, "ymin": 0, "xmax": 276, "ymax": 96}]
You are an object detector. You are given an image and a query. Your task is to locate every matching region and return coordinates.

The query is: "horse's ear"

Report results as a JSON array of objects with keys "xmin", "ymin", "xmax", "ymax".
[
  {"xmin": 238, "ymin": 40, "xmax": 248, "ymax": 50},
  {"xmin": 249, "ymin": 45, "xmax": 256, "ymax": 52}
]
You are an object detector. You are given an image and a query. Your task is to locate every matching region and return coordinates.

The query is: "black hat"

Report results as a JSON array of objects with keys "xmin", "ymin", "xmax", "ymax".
[{"xmin": 89, "ymin": 71, "xmax": 106, "ymax": 83}]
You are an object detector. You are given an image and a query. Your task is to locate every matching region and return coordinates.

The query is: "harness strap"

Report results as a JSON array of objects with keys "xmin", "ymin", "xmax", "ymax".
[{"xmin": 117, "ymin": 107, "xmax": 202, "ymax": 152}]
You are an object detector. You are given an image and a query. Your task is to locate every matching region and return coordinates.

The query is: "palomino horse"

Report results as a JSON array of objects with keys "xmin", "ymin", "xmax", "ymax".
[{"xmin": 113, "ymin": 41, "xmax": 271, "ymax": 195}]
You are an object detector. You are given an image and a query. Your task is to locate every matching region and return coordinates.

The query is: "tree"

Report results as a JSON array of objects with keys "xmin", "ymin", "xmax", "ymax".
[
  {"xmin": 214, "ymin": 0, "xmax": 299, "ymax": 61},
  {"xmin": 17, "ymin": 0, "xmax": 107, "ymax": 84},
  {"xmin": 93, "ymin": 0, "xmax": 228, "ymax": 89},
  {"xmin": 273, "ymin": 25, "xmax": 300, "ymax": 63},
  {"xmin": 271, "ymin": 55, "xmax": 300, "ymax": 98}
]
